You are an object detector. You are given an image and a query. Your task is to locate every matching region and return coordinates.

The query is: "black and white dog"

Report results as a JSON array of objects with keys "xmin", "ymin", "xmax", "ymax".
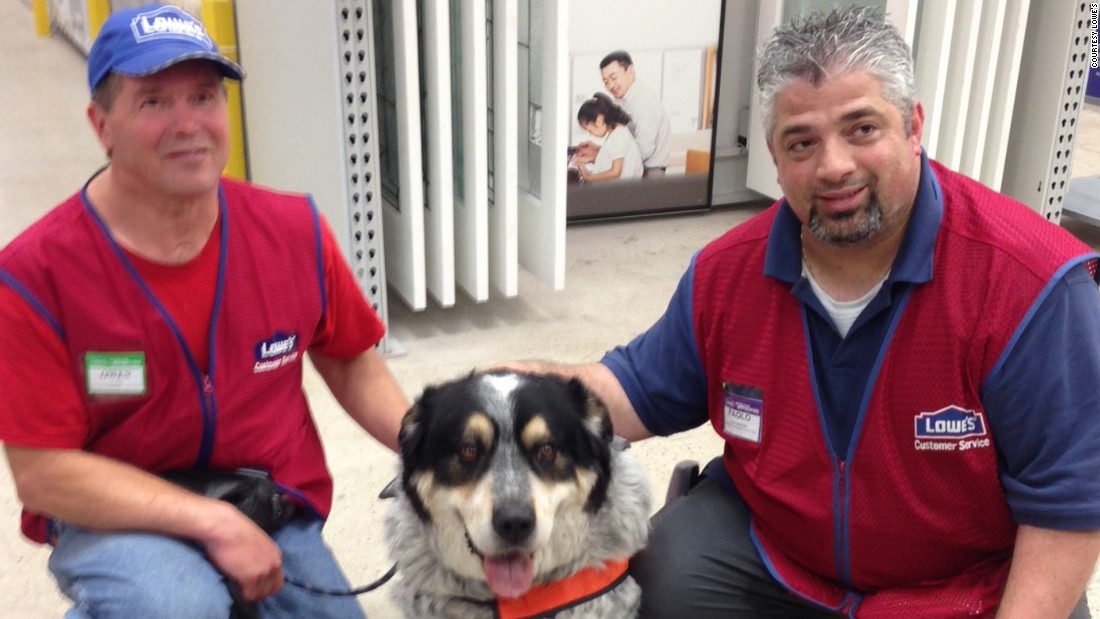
[{"xmin": 385, "ymin": 371, "xmax": 652, "ymax": 618}]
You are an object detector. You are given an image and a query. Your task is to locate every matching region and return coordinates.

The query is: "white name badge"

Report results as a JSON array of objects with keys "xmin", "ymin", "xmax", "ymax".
[
  {"xmin": 85, "ymin": 352, "xmax": 147, "ymax": 395},
  {"xmin": 722, "ymin": 384, "xmax": 763, "ymax": 443}
]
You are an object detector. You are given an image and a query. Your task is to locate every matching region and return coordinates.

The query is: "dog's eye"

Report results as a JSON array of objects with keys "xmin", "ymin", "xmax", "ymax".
[
  {"xmin": 459, "ymin": 442, "xmax": 482, "ymax": 464},
  {"xmin": 534, "ymin": 444, "xmax": 556, "ymax": 463}
]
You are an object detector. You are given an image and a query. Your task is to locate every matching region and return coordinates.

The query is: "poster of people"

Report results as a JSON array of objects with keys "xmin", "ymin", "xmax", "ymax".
[{"xmin": 566, "ymin": 0, "xmax": 725, "ymax": 220}]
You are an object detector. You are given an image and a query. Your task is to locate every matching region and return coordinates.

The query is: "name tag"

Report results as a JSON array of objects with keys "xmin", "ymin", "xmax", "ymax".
[
  {"xmin": 722, "ymin": 383, "xmax": 763, "ymax": 443},
  {"xmin": 86, "ymin": 352, "xmax": 146, "ymax": 395}
]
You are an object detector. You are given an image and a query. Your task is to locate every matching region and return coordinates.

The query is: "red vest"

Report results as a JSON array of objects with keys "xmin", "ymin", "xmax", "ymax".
[
  {"xmin": 692, "ymin": 162, "xmax": 1094, "ymax": 617},
  {"xmin": 2, "ymin": 179, "xmax": 333, "ymax": 542}
]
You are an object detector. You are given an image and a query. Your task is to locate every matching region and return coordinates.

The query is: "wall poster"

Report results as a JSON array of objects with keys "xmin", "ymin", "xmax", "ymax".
[{"xmin": 566, "ymin": 0, "xmax": 725, "ymax": 220}]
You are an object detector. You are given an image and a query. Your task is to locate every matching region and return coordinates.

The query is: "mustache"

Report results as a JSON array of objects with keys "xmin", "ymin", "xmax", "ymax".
[
  {"xmin": 807, "ymin": 196, "xmax": 883, "ymax": 245},
  {"xmin": 812, "ymin": 179, "xmax": 870, "ymax": 195}
]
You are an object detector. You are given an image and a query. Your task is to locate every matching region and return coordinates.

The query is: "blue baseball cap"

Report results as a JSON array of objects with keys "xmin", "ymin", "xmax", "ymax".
[{"xmin": 87, "ymin": 3, "xmax": 244, "ymax": 92}]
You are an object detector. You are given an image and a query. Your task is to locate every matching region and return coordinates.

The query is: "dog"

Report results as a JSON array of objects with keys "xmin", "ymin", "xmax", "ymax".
[{"xmin": 385, "ymin": 371, "xmax": 652, "ymax": 618}]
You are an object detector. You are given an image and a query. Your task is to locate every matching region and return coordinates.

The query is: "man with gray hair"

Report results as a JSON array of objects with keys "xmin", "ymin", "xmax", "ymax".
[{"xmin": 502, "ymin": 6, "xmax": 1100, "ymax": 617}]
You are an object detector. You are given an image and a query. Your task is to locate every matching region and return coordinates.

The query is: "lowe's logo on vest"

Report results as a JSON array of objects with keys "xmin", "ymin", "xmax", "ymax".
[
  {"xmin": 131, "ymin": 6, "xmax": 213, "ymax": 48},
  {"xmin": 253, "ymin": 332, "xmax": 300, "ymax": 374},
  {"xmin": 914, "ymin": 406, "xmax": 991, "ymax": 452}
]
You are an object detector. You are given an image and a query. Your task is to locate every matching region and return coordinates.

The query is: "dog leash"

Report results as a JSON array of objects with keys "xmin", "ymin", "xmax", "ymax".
[
  {"xmin": 284, "ymin": 562, "xmax": 398, "ymax": 596},
  {"xmin": 227, "ymin": 564, "xmax": 398, "ymax": 619},
  {"xmin": 280, "ymin": 480, "xmax": 402, "ymax": 597},
  {"xmin": 225, "ymin": 559, "xmax": 398, "ymax": 619}
]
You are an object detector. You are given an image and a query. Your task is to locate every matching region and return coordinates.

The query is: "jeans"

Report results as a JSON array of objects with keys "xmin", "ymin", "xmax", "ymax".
[{"xmin": 48, "ymin": 518, "xmax": 367, "ymax": 619}]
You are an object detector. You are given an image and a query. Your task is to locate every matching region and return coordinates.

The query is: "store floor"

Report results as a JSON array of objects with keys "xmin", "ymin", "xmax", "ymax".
[{"xmin": 3, "ymin": 2, "xmax": 1100, "ymax": 616}]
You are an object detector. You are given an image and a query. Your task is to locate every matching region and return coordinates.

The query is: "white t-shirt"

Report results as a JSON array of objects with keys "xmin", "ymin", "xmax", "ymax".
[
  {"xmin": 803, "ymin": 262, "xmax": 889, "ymax": 338},
  {"xmin": 589, "ymin": 125, "xmax": 644, "ymax": 180}
]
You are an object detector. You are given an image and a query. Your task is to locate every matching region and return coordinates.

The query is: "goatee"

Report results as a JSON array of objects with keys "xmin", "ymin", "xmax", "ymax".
[{"xmin": 808, "ymin": 196, "xmax": 884, "ymax": 245}]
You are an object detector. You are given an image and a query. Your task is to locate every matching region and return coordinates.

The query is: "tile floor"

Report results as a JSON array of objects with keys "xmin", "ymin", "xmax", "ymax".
[{"xmin": 2, "ymin": 2, "xmax": 1099, "ymax": 616}]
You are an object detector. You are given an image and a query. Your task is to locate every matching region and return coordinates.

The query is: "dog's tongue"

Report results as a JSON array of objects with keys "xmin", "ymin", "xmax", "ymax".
[{"xmin": 483, "ymin": 553, "xmax": 534, "ymax": 599}]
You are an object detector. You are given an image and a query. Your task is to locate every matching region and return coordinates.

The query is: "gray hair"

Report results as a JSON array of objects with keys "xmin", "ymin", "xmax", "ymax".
[
  {"xmin": 756, "ymin": 5, "xmax": 916, "ymax": 137},
  {"xmin": 90, "ymin": 66, "xmax": 230, "ymax": 113},
  {"xmin": 91, "ymin": 72, "xmax": 125, "ymax": 112}
]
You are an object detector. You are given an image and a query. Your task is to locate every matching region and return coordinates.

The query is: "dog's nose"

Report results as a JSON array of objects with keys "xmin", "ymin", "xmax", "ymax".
[{"xmin": 492, "ymin": 503, "xmax": 535, "ymax": 545}]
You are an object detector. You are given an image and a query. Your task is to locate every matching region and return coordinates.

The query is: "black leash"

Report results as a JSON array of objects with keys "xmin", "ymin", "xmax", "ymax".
[
  {"xmin": 280, "ymin": 480, "xmax": 402, "ymax": 597},
  {"xmin": 227, "ymin": 564, "xmax": 399, "ymax": 619},
  {"xmin": 284, "ymin": 562, "xmax": 398, "ymax": 596},
  {"xmin": 226, "ymin": 560, "xmax": 398, "ymax": 619}
]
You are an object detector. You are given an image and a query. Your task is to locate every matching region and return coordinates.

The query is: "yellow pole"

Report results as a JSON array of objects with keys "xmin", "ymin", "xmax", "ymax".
[
  {"xmin": 86, "ymin": 0, "xmax": 110, "ymax": 42},
  {"xmin": 201, "ymin": 0, "xmax": 247, "ymax": 180},
  {"xmin": 32, "ymin": 0, "xmax": 50, "ymax": 37}
]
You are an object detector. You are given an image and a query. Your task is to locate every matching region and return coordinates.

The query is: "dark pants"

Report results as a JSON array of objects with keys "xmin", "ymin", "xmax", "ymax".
[{"xmin": 629, "ymin": 458, "xmax": 1091, "ymax": 618}]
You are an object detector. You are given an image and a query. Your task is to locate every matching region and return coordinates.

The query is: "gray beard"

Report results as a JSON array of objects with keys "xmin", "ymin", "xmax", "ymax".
[{"xmin": 808, "ymin": 196, "xmax": 884, "ymax": 245}]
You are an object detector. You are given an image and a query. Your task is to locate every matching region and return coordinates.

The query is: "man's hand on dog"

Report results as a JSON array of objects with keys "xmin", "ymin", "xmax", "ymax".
[{"xmin": 199, "ymin": 500, "xmax": 285, "ymax": 602}]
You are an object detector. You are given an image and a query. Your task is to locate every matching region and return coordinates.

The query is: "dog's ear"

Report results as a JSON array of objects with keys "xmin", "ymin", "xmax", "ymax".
[
  {"xmin": 566, "ymin": 378, "xmax": 615, "ymax": 512},
  {"xmin": 567, "ymin": 377, "xmax": 614, "ymax": 444},
  {"xmin": 398, "ymin": 389, "xmax": 435, "ymax": 522},
  {"xmin": 397, "ymin": 405, "xmax": 424, "ymax": 458},
  {"xmin": 398, "ymin": 386, "xmax": 435, "ymax": 462}
]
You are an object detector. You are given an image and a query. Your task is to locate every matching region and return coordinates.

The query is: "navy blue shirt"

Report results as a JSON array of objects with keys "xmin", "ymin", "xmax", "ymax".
[{"xmin": 603, "ymin": 154, "xmax": 1100, "ymax": 530}]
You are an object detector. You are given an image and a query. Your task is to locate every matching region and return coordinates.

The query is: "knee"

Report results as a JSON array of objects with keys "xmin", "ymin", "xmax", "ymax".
[
  {"xmin": 49, "ymin": 529, "xmax": 236, "ymax": 619},
  {"xmin": 60, "ymin": 574, "xmax": 235, "ymax": 619},
  {"xmin": 629, "ymin": 477, "xmax": 751, "ymax": 619},
  {"xmin": 68, "ymin": 571, "xmax": 235, "ymax": 619},
  {"xmin": 122, "ymin": 578, "xmax": 235, "ymax": 619},
  {"xmin": 630, "ymin": 515, "xmax": 700, "ymax": 617}
]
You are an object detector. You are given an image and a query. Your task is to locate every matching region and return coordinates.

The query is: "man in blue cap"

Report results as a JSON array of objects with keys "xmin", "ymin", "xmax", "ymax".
[{"xmin": 0, "ymin": 4, "xmax": 409, "ymax": 617}]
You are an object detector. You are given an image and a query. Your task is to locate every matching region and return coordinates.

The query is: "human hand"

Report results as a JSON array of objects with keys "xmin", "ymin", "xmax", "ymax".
[
  {"xmin": 200, "ymin": 502, "xmax": 285, "ymax": 602},
  {"xmin": 569, "ymin": 153, "xmax": 586, "ymax": 173},
  {"xmin": 574, "ymin": 141, "xmax": 598, "ymax": 163},
  {"xmin": 480, "ymin": 360, "xmax": 567, "ymax": 376},
  {"xmin": 573, "ymin": 161, "xmax": 589, "ymax": 182}
]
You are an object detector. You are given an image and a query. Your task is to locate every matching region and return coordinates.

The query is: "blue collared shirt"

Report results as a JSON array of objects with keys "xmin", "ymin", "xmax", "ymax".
[
  {"xmin": 603, "ymin": 154, "xmax": 1100, "ymax": 529},
  {"xmin": 764, "ymin": 153, "xmax": 943, "ymax": 458}
]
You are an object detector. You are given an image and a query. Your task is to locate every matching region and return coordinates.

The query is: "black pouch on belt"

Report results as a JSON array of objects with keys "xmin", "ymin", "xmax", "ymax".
[
  {"xmin": 161, "ymin": 467, "xmax": 297, "ymax": 534},
  {"xmin": 162, "ymin": 468, "xmax": 297, "ymax": 619}
]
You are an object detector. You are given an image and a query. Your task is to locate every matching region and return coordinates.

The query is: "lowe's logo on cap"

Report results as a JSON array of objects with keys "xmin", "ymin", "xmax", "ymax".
[
  {"xmin": 87, "ymin": 3, "xmax": 243, "ymax": 92},
  {"xmin": 131, "ymin": 6, "xmax": 213, "ymax": 48},
  {"xmin": 914, "ymin": 406, "xmax": 987, "ymax": 440}
]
